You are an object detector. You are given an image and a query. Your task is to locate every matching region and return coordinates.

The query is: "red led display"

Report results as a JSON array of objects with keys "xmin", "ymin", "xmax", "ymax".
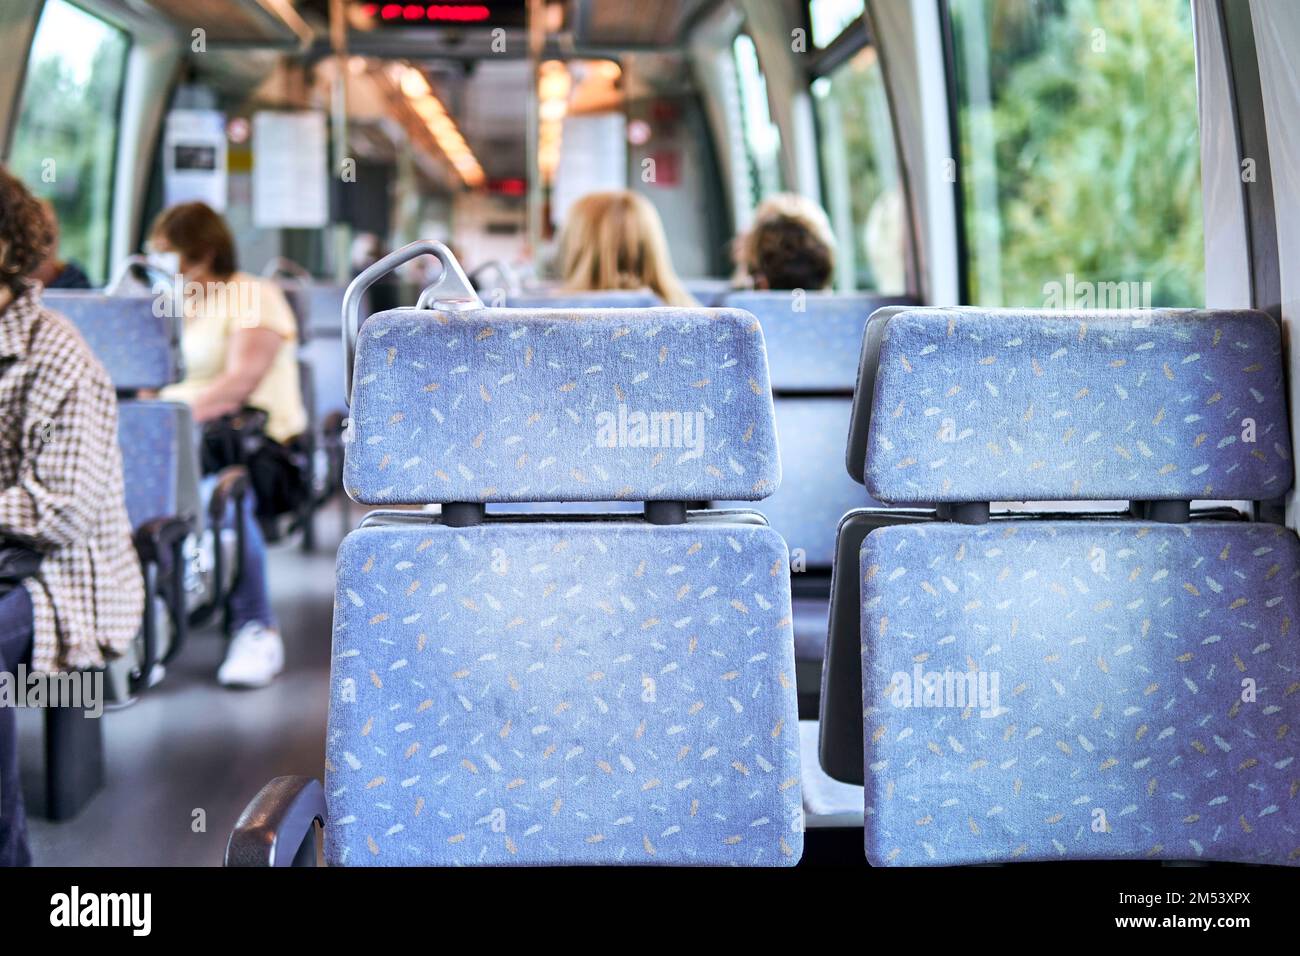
[{"xmin": 360, "ymin": 3, "xmax": 491, "ymax": 22}]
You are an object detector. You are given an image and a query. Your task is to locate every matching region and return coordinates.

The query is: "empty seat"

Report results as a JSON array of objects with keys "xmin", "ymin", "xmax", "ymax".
[
  {"xmin": 717, "ymin": 292, "xmax": 917, "ymax": 676},
  {"xmin": 229, "ymin": 242, "xmax": 803, "ymax": 867},
  {"xmin": 504, "ymin": 290, "xmax": 663, "ymax": 309},
  {"xmin": 856, "ymin": 307, "xmax": 1298, "ymax": 866},
  {"xmin": 43, "ymin": 292, "xmax": 183, "ymax": 390}
]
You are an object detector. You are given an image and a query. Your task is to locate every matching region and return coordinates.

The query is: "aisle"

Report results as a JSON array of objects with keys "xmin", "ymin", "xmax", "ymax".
[{"xmin": 19, "ymin": 502, "xmax": 345, "ymax": 866}]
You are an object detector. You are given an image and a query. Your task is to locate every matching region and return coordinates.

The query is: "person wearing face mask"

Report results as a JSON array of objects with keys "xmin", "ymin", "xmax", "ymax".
[{"xmin": 148, "ymin": 202, "xmax": 307, "ymax": 687}]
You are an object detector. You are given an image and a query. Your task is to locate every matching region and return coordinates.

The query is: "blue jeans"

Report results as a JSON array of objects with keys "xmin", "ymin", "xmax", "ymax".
[
  {"xmin": 202, "ymin": 477, "xmax": 276, "ymax": 632},
  {"xmin": 0, "ymin": 586, "xmax": 34, "ymax": 867}
]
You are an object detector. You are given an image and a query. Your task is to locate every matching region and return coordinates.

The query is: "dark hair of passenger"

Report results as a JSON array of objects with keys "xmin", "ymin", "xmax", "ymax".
[
  {"xmin": 149, "ymin": 201, "xmax": 238, "ymax": 278},
  {"xmin": 741, "ymin": 193, "xmax": 836, "ymax": 292},
  {"xmin": 0, "ymin": 165, "xmax": 55, "ymax": 297}
]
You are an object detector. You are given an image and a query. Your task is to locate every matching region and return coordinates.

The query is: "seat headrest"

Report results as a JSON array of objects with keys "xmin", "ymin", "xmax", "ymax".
[
  {"xmin": 44, "ymin": 291, "xmax": 182, "ymax": 390},
  {"xmin": 345, "ymin": 306, "xmax": 782, "ymax": 504},
  {"xmin": 721, "ymin": 291, "xmax": 915, "ymax": 392},
  {"xmin": 865, "ymin": 307, "xmax": 1291, "ymax": 504}
]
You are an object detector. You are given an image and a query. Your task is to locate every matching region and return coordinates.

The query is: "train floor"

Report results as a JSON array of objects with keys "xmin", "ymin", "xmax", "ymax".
[{"xmin": 18, "ymin": 499, "xmax": 347, "ymax": 867}]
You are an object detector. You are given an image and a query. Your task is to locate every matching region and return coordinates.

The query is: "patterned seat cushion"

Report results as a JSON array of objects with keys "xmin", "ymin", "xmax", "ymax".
[
  {"xmin": 861, "ymin": 519, "xmax": 1300, "ymax": 866},
  {"xmin": 345, "ymin": 308, "xmax": 781, "ymax": 504},
  {"xmin": 721, "ymin": 291, "xmax": 914, "ymax": 391},
  {"xmin": 326, "ymin": 520, "xmax": 803, "ymax": 866},
  {"xmin": 116, "ymin": 400, "xmax": 183, "ymax": 529},
  {"xmin": 504, "ymin": 291, "xmax": 663, "ymax": 309},
  {"xmin": 45, "ymin": 292, "xmax": 182, "ymax": 390},
  {"xmin": 865, "ymin": 308, "xmax": 1291, "ymax": 504}
]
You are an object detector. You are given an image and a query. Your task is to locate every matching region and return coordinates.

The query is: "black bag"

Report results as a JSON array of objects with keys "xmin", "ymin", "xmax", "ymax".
[
  {"xmin": 200, "ymin": 407, "xmax": 311, "ymax": 524},
  {"xmin": 0, "ymin": 542, "xmax": 42, "ymax": 598}
]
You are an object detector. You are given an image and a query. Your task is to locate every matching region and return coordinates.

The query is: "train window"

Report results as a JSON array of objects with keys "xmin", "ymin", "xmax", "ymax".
[
  {"xmin": 813, "ymin": 45, "xmax": 907, "ymax": 293},
  {"xmin": 732, "ymin": 32, "xmax": 783, "ymax": 206},
  {"xmin": 809, "ymin": 0, "xmax": 865, "ymax": 48},
  {"xmin": 9, "ymin": 0, "xmax": 130, "ymax": 286},
  {"xmin": 949, "ymin": 0, "xmax": 1205, "ymax": 307}
]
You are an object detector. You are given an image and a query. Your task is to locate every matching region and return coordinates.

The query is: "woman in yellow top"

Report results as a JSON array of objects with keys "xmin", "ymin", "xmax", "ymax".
[
  {"xmin": 148, "ymin": 202, "xmax": 306, "ymax": 687},
  {"xmin": 556, "ymin": 191, "xmax": 696, "ymax": 307}
]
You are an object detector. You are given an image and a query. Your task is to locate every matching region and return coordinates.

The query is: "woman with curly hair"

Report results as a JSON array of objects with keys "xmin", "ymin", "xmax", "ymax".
[
  {"xmin": 737, "ymin": 193, "xmax": 837, "ymax": 291},
  {"xmin": 0, "ymin": 166, "xmax": 143, "ymax": 866}
]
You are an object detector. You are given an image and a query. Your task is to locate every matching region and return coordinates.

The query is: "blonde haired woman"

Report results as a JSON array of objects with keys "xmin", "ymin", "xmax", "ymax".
[{"xmin": 557, "ymin": 191, "xmax": 695, "ymax": 306}]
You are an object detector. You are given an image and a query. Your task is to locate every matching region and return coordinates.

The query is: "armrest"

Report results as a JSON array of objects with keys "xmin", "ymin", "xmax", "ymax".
[
  {"xmin": 207, "ymin": 465, "xmax": 251, "ymax": 527},
  {"xmin": 322, "ymin": 411, "xmax": 346, "ymax": 437},
  {"xmin": 130, "ymin": 516, "xmax": 194, "ymax": 693},
  {"xmin": 132, "ymin": 515, "xmax": 192, "ymax": 565},
  {"xmin": 225, "ymin": 776, "xmax": 327, "ymax": 867}
]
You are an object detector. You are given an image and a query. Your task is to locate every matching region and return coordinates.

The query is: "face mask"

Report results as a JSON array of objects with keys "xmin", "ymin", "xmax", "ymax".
[{"xmin": 146, "ymin": 250, "xmax": 181, "ymax": 277}]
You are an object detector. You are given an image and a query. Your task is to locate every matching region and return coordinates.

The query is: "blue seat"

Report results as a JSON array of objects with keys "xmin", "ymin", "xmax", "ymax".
[
  {"xmin": 716, "ymin": 293, "xmax": 917, "ymax": 674},
  {"xmin": 228, "ymin": 242, "xmax": 803, "ymax": 867},
  {"xmin": 43, "ymin": 291, "xmax": 183, "ymax": 389},
  {"xmin": 504, "ymin": 290, "xmax": 663, "ymax": 309},
  {"xmin": 852, "ymin": 307, "xmax": 1299, "ymax": 866},
  {"xmin": 116, "ymin": 400, "xmax": 186, "ymax": 530}
]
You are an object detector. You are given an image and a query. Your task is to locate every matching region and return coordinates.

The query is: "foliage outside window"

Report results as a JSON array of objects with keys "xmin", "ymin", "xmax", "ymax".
[
  {"xmin": 949, "ymin": 0, "xmax": 1205, "ymax": 307},
  {"xmin": 10, "ymin": 0, "xmax": 130, "ymax": 286},
  {"xmin": 813, "ymin": 44, "xmax": 907, "ymax": 293}
]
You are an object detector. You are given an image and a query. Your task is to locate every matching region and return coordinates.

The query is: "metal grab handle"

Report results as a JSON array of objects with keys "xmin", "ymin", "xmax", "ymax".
[
  {"xmin": 467, "ymin": 258, "xmax": 521, "ymax": 299},
  {"xmin": 342, "ymin": 239, "xmax": 483, "ymax": 404},
  {"xmin": 105, "ymin": 254, "xmax": 169, "ymax": 296},
  {"xmin": 261, "ymin": 256, "xmax": 313, "ymax": 282}
]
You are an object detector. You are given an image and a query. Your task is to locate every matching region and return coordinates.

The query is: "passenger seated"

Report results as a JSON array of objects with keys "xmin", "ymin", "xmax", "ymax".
[
  {"xmin": 0, "ymin": 167, "xmax": 144, "ymax": 866},
  {"xmin": 737, "ymin": 192, "xmax": 836, "ymax": 291},
  {"xmin": 146, "ymin": 202, "xmax": 308, "ymax": 688},
  {"xmin": 29, "ymin": 201, "xmax": 92, "ymax": 290},
  {"xmin": 556, "ymin": 190, "xmax": 696, "ymax": 306}
]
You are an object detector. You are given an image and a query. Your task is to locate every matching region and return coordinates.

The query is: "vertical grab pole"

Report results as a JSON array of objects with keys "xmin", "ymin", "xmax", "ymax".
[{"xmin": 329, "ymin": 0, "xmax": 351, "ymax": 285}]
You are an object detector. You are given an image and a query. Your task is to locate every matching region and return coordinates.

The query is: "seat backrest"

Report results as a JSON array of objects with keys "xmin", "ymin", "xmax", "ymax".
[
  {"xmin": 306, "ymin": 283, "xmax": 347, "ymax": 338},
  {"xmin": 43, "ymin": 291, "xmax": 183, "ymax": 390},
  {"xmin": 685, "ymin": 279, "xmax": 731, "ymax": 308},
  {"xmin": 116, "ymin": 400, "xmax": 195, "ymax": 528},
  {"xmin": 715, "ymin": 292, "xmax": 916, "ymax": 572},
  {"xmin": 45, "ymin": 293, "xmax": 200, "ymax": 536},
  {"xmin": 327, "ymin": 297, "xmax": 803, "ymax": 866},
  {"xmin": 721, "ymin": 291, "xmax": 915, "ymax": 391},
  {"xmin": 504, "ymin": 290, "xmax": 663, "ymax": 309},
  {"xmin": 273, "ymin": 279, "xmax": 311, "ymax": 345},
  {"xmin": 855, "ymin": 307, "xmax": 1299, "ymax": 867}
]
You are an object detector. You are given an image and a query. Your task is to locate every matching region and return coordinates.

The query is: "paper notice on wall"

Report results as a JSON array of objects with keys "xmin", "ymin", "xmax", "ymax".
[
  {"xmin": 552, "ymin": 112, "xmax": 627, "ymax": 228},
  {"xmin": 252, "ymin": 111, "xmax": 329, "ymax": 228},
  {"xmin": 163, "ymin": 109, "xmax": 228, "ymax": 211}
]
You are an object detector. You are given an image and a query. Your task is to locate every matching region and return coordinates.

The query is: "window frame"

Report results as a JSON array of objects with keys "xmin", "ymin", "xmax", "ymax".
[
  {"xmin": 729, "ymin": 28, "xmax": 784, "ymax": 209},
  {"xmin": 941, "ymin": 0, "xmax": 1208, "ymax": 309},
  {"xmin": 10, "ymin": 0, "xmax": 132, "ymax": 286},
  {"xmin": 806, "ymin": 6, "xmax": 918, "ymax": 296}
]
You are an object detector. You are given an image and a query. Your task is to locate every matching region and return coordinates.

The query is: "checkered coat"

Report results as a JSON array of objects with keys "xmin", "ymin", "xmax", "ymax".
[{"xmin": 0, "ymin": 284, "xmax": 144, "ymax": 672}]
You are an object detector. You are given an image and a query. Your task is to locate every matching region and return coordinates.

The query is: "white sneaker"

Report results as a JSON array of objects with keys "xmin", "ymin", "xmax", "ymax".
[{"xmin": 218, "ymin": 622, "xmax": 285, "ymax": 688}]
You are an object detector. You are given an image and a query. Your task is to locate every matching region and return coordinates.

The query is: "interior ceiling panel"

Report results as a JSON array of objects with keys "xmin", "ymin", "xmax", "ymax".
[
  {"xmin": 572, "ymin": 0, "xmax": 709, "ymax": 47},
  {"xmin": 142, "ymin": 0, "xmax": 308, "ymax": 44}
]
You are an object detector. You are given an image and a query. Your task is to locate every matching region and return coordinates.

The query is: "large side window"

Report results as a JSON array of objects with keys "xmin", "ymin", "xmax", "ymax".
[
  {"xmin": 813, "ymin": 44, "xmax": 907, "ymax": 293},
  {"xmin": 10, "ymin": 0, "xmax": 130, "ymax": 286},
  {"xmin": 949, "ymin": 0, "xmax": 1204, "ymax": 307},
  {"xmin": 731, "ymin": 32, "xmax": 783, "ymax": 207}
]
